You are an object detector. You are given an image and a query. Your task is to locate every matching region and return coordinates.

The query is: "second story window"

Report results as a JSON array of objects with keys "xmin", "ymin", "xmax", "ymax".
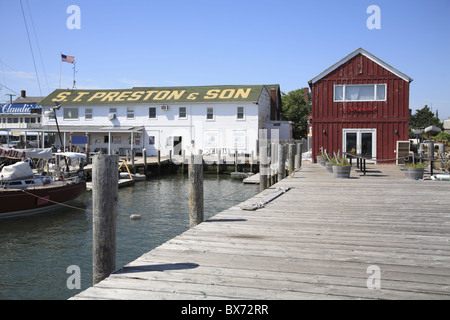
[
  {"xmin": 85, "ymin": 108, "xmax": 93, "ymax": 120},
  {"xmin": 63, "ymin": 107, "xmax": 78, "ymax": 120},
  {"xmin": 334, "ymin": 84, "xmax": 386, "ymax": 102},
  {"xmin": 237, "ymin": 106, "xmax": 244, "ymax": 120},
  {"xmin": 206, "ymin": 107, "xmax": 214, "ymax": 120},
  {"xmin": 179, "ymin": 107, "xmax": 187, "ymax": 119},
  {"xmin": 149, "ymin": 107, "xmax": 156, "ymax": 119},
  {"xmin": 127, "ymin": 107, "xmax": 134, "ymax": 119}
]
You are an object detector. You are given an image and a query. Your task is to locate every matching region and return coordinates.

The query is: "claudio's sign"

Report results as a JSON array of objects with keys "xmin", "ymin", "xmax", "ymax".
[{"xmin": 0, "ymin": 104, "xmax": 41, "ymax": 114}]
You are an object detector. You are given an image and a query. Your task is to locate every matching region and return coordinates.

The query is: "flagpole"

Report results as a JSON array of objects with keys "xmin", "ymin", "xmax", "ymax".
[
  {"xmin": 72, "ymin": 61, "xmax": 77, "ymax": 89},
  {"xmin": 59, "ymin": 52, "xmax": 62, "ymax": 89}
]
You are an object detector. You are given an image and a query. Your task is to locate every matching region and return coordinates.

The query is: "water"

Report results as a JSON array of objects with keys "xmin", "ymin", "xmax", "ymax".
[{"xmin": 0, "ymin": 174, "xmax": 259, "ymax": 300}]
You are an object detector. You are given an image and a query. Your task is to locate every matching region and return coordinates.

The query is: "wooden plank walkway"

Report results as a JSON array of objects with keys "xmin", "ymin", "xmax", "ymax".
[{"xmin": 72, "ymin": 162, "xmax": 450, "ymax": 300}]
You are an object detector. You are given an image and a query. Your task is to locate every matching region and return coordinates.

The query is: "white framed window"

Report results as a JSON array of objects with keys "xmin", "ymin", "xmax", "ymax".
[
  {"xmin": 343, "ymin": 128, "xmax": 377, "ymax": 162},
  {"xmin": 112, "ymin": 136, "xmax": 122, "ymax": 144},
  {"xmin": 85, "ymin": 108, "xmax": 93, "ymax": 120},
  {"xmin": 237, "ymin": 106, "xmax": 245, "ymax": 120},
  {"xmin": 63, "ymin": 107, "xmax": 79, "ymax": 120},
  {"xmin": 179, "ymin": 107, "xmax": 187, "ymax": 119},
  {"xmin": 149, "ymin": 107, "xmax": 157, "ymax": 119},
  {"xmin": 206, "ymin": 107, "xmax": 214, "ymax": 120},
  {"xmin": 126, "ymin": 107, "xmax": 134, "ymax": 119},
  {"xmin": 334, "ymin": 84, "xmax": 386, "ymax": 102}
]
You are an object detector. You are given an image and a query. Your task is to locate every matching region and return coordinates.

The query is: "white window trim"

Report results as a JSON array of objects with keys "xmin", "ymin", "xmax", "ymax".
[
  {"xmin": 236, "ymin": 106, "xmax": 245, "ymax": 121},
  {"xmin": 334, "ymin": 84, "xmax": 387, "ymax": 102},
  {"xmin": 342, "ymin": 128, "xmax": 377, "ymax": 163},
  {"xmin": 126, "ymin": 107, "xmax": 135, "ymax": 120},
  {"xmin": 63, "ymin": 107, "xmax": 79, "ymax": 121},
  {"xmin": 85, "ymin": 108, "xmax": 93, "ymax": 121},
  {"xmin": 206, "ymin": 107, "xmax": 215, "ymax": 121},
  {"xmin": 178, "ymin": 107, "xmax": 187, "ymax": 120},
  {"xmin": 148, "ymin": 107, "xmax": 158, "ymax": 120}
]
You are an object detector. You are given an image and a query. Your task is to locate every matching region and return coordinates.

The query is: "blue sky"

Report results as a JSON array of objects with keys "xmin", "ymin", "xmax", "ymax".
[{"xmin": 1, "ymin": 0, "xmax": 449, "ymax": 119}]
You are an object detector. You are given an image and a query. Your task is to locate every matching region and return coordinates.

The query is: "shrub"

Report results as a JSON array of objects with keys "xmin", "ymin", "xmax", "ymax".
[{"xmin": 405, "ymin": 162, "xmax": 425, "ymax": 168}]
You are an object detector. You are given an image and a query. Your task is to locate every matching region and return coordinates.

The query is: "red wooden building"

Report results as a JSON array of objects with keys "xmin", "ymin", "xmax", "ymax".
[{"xmin": 308, "ymin": 48, "xmax": 413, "ymax": 164}]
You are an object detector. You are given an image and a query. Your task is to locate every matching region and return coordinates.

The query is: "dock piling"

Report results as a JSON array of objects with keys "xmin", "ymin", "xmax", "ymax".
[
  {"xmin": 189, "ymin": 152, "xmax": 204, "ymax": 227},
  {"xmin": 296, "ymin": 143, "xmax": 302, "ymax": 169},
  {"xmin": 143, "ymin": 148, "xmax": 148, "ymax": 175},
  {"xmin": 259, "ymin": 130, "xmax": 269, "ymax": 191},
  {"xmin": 288, "ymin": 144, "xmax": 296, "ymax": 176},
  {"xmin": 278, "ymin": 144, "xmax": 286, "ymax": 181},
  {"xmin": 157, "ymin": 149, "xmax": 161, "ymax": 175},
  {"xmin": 92, "ymin": 154, "xmax": 119, "ymax": 285}
]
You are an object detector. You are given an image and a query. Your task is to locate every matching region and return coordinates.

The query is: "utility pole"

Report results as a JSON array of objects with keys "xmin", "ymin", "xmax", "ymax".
[{"xmin": 5, "ymin": 94, "xmax": 15, "ymax": 103}]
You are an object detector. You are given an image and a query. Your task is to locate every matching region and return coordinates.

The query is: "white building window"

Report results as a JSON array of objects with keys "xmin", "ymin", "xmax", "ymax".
[
  {"xmin": 237, "ymin": 106, "xmax": 244, "ymax": 120},
  {"xmin": 127, "ymin": 107, "xmax": 134, "ymax": 119},
  {"xmin": 149, "ymin": 107, "xmax": 156, "ymax": 119},
  {"xmin": 85, "ymin": 108, "xmax": 93, "ymax": 120},
  {"xmin": 63, "ymin": 107, "xmax": 79, "ymax": 120},
  {"xmin": 206, "ymin": 107, "xmax": 214, "ymax": 120},
  {"xmin": 179, "ymin": 107, "xmax": 187, "ymax": 119},
  {"xmin": 334, "ymin": 84, "xmax": 386, "ymax": 102}
]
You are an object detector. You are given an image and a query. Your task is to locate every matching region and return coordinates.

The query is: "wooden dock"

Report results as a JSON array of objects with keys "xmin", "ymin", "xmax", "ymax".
[
  {"xmin": 72, "ymin": 162, "xmax": 450, "ymax": 300},
  {"xmin": 243, "ymin": 172, "xmax": 260, "ymax": 184}
]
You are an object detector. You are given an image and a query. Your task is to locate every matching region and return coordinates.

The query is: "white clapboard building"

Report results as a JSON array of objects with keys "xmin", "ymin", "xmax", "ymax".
[{"xmin": 38, "ymin": 85, "xmax": 292, "ymax": 156}]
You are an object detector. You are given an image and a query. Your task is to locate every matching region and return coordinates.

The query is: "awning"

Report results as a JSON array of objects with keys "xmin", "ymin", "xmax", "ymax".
[{"xmin": 37, "ymin": 125, "xmax": 144, "ymax": 133}]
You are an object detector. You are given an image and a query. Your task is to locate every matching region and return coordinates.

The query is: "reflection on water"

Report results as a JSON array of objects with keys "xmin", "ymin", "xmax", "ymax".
[{"xmin": 0, "ymin": 174, "xmax": 259, "ymax": 299}]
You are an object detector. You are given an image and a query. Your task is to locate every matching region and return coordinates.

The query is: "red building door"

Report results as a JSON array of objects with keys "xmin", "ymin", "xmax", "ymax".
[{"xmin": 343, "ymin": 129, "xmax": 376, "ymax": 161}]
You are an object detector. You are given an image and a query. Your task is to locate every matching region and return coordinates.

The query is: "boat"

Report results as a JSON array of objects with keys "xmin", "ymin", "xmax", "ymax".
[
  {"xmin": 118, "ymin": 159, "xmax": 146, "ymax": 181},
  {"xmin": 424, "ymin": 125, "xmax": 442, "ymax": 135},
  {"xmin": 119, "ymin": 172, "xmax": 146, "ymax": 181},
  {"xmin": 0, "ymin": 147, "xmax": 86, "ymax": 219},
  {"xmin": 230, "ymin": 171, "xmax": 254, "ymax": 179}
]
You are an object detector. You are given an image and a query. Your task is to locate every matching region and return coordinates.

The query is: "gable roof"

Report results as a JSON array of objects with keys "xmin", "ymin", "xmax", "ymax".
[
  {"xmin": 39, "ymin": 85, "xmax": 274, "ymax": 106},
  {"xmin": 308, "ymin": 48, "xmax": 413, "ymax": 85}
]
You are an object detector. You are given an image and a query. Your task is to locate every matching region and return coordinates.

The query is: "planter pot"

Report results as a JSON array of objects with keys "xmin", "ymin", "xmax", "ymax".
[
  {"xmin": 404, "ymin": 167, "xmax": 425, "ymax": 180},
  {"xmin": 317, "ymin": 156, "xmax": 326, "ymax": 166},
  {"xmin": 332, "ymin": 165, "xmax": 351, "ymax": 178},
  {"xmin": 325, "ymin": 162, "xmax": 334, "ymax": 173}
]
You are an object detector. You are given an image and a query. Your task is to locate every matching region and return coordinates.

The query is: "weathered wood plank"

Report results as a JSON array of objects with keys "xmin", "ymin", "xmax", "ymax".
[{"xmin": 72, "ymin": 162, "xmax": 450, "ymax": 300}]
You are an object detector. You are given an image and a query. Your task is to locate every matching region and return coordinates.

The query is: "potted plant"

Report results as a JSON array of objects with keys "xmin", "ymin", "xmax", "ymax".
[
  {"xmin": 404, "ymin": 162, "xmax": 425, "ymax": 180},
  {"xmin": 332, "ymin": 151, "xmax": 351, "ymax": 178},
  {"xmin": 316, "ymin": 147, "xmax": 327, "ymax": 166},
  {"xmin": 323, "ymin": 150, "xmax": 335, "ymax": 173}
]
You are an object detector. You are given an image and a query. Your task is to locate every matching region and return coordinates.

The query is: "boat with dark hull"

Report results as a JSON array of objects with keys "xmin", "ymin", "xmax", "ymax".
[
  {"xmin": 0, "ymin": 147, "xmax": 86, "ymax": 219},
  {"xmin": 0, "ymin": 179, "xmax": 86, "ymax": 219}
]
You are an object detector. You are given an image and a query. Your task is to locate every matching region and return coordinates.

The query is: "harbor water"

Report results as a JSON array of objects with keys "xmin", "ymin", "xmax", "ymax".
[{"xmin": 0, "ymin": 174, "xmax": 259, "ymax": 300}]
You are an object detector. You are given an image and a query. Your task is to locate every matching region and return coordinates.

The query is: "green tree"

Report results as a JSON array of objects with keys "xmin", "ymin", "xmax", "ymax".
[
  {"xmin": 281, "ymin": 88, "xmax": 310, "ymax": 139},
  {"xmin": 409, "ymin": 105, "xmax": 443, "ymax": 130}
]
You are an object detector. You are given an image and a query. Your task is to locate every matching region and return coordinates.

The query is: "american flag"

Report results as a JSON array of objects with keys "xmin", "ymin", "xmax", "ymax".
[{"xmin": 61, "ymin": 54, "xmax": 75, "ymax": 63}]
